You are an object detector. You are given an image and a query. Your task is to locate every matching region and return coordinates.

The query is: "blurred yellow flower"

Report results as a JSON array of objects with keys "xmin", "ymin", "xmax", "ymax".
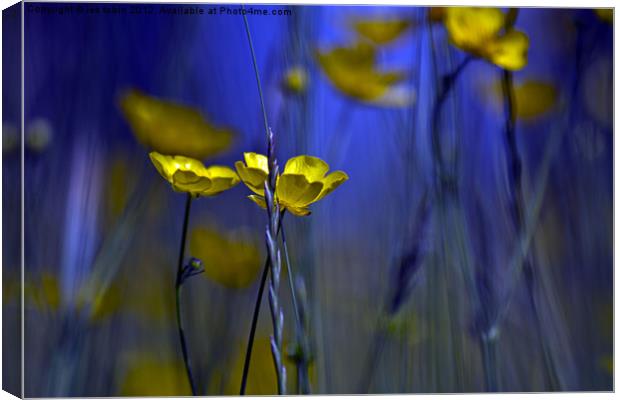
[
  {"xmin": 118, "ymin": 356, "xmax": 191, "ymax": 396},
  {"xmin": 600, "ymin": 355, "xmax": 613, "ymax": 375},
  {"xmin": 25, "ymin": 272, "xmax": 61, "ymax": 312},
  {"xmin": 84, "ymin": 283, "xmax": 132, "ymax": 323},
  {"xmin": 2, "ymin": 122, "xmax": 18, "ymax": 154},
  {"xmin": 235, "ymin": 153, "xmax": 348, "ymax": 216},
  {"xmin": 283, "ymin": 67, "xmax": 308, "ymax": 94},
  {"xmin": 149, "ymin": 152, "xmax": 239, "ymax": 197},
  {"xmin": 189, "ymin": 227, "xmax": 261, "ymax": 289},
  {"xmin": 511, "ymin": 81, "xmax": 557, "ymax": 120},
  {"xmin": 3, "ymin": 274, "xmax": 20, "ymax": 305},
  {"xmin": 444, "ymin": 7, "xmax": 529, "ymax": 71},
  {"xmin": 225, "ymin": 337, "xmax": 315, "ymax": 395},
  {"xmin": 80, "ymin": 266, "xmax": 176, "ymax": 324},
  {"xmin": 315, "ymin": 42, "xmax": 413, "ymax": 106},
  {"xmin": 120, "ymin": 89, "xmax": 233, "ymax": 160},
  {"xmin": 106, "ymin": 155, "xmax": 135, "ymax": 222},
  {"xmin": 25, "ymin": 118, "xmax": 53, "ymax": 153},
  {"xmin": 352, "ymin": 18, "xmax": 411, "ymax": 45},
  {"xmin": 595, "ymin": 9, "xmax": 613, "ymax": 24},
  {"xmin": 488, "ymin": 79, "xmax": 558, "ymax": 120}
]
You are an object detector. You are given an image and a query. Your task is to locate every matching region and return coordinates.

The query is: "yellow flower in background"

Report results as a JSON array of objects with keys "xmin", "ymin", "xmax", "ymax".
[
  {"xmin": 444, "ymin": 7, "xmax": 529, "ymax": 71},
  {"xmin": 511, "ymin": 81, "xmax": 557, "ymax": 120},
  {"xmin": 149, "ymin": 152, "xmax": 239, "ymax": 197},
  {"xmin": 487, "ymin": 79, "xmax": 558, "ymax": 120},
  {"xmin": 224, "ymin": 337, "xmax": 315, "ymax": 395},
  {"xmin": 595, "ymin": 9, "xmax": 613, "ymax": 24},
  {"xmin": 3, "ymin": 274, "xmax": 20, "ymax": 305},
  {"xmin": 24, "ymin": 272, "xmax": 61, "ymax": 312},
  {"xmin": 189, "ymin": 227, "xmax": 261, "ymax": 289},
  {"xmin": 315, "ymin": 42, "xmax": 414, "ymax": 106},
  {"xmin": 106, "ymin": 155, "xmax": 136, "ymax": 222},
  {"xmin": 235, "ymin": 153, "xmax": 348, "ymax": 216},
  {"xmin": 118, "ymin": 356, "xmax": 191, "ymax": 396},
  {"xmin": 120, "ymin": 89, "xmax": 233, "ymax": 160},
  {"xmin": 283, "ymin": 67, "xmax": 308, "ymax": 94},
  {"xmin": 77, "ymin": 261, "xmax": 178, "ymax": 324},
  {"xmin": 84, "ymin": 283, "xmax": 124, "ymax": 323},
  {"xmin": 352, "ymin": 18, "xmax": 412, "ymax": 45},
  {"xmin": 600, "ymin": 355, "xmax": 613, "ymax": 375},
  {"xmin": 2, "ymin": 122, "xmax": 18, "ymax": 154}
]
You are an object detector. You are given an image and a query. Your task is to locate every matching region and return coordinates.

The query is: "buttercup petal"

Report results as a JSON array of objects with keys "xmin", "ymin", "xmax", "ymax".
[
  {"xmin": 315, "ymin": 43, "xmax": 408, "ymax": 104},
  {"xmin": 149, "ymin": 152, "xmax": 176, "ymax": 181},
  {"xmin": 445, "ymin": 7, "xmax": 506, "ymax": 54},
  {"xmin": 201, "ymin": 177, "xmax": 239, "ymax": 196},
  {"xmin": 513, "ymin": 81, "xmax": 556, "ymax": 119},
  {"xmin": 175, "ymin": 156, "xmax": 209, "ymax": 175},
  {"xmin": 199, "ymin": 166, "xmax": 239, "ymax": 196},
  {"xmin": 488, "ymin": 80, "xmax": 557, "ymax": 119},
  {"xmin": 171, "ymin": 170, "xmax": 212, "ymax": 193},
  {"xmin": 248, "ymin": 195, "xmax": 267, "ymax": 209},
  {"xmin": 190, "ymin": 227, "xmax": 261, "ymax": 289},
  {"xmin": 487, "ymin": 30, "xmax": 529, "ymax": 71},
  {"xmin": 121, "ymin": 90, "xmax": 233, "ymax": 159},
  {"xmin": 205, "ymin": 165, "xmax": 240, "ymax": 182},
  {"xmin": 276, "ymin": 174, "xmax": 324, "ymax": 208},
  {"xmin": 316, "ymin": 42, "xmax": 376, "ymax": 74},
  {"xmin": 283, "ymin": 155, "xmax": 329, "ymax": 181},
  {"xmin": 316, "ymin": 171, "xmax": 349, "ymax": 201},
  {"xmin": 150, "ymin": 151, "xmax": 239, "ymax": 196},
  {"xmin": 235, "ymin": 161, "xmax": 268, "ymax": 196},
  {"xmin": 286, "ymin": 206, "xmax": 312, "ymax": 217},
  {"xmin": 243, "ymin": 152, "xmax": 269, "ymax": 173},
  {"xmin": 352, "ymin": 19, "xmax": 412, "ymax": 45}
]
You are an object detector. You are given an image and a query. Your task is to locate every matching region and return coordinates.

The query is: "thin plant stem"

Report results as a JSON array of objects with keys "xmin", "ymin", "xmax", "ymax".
[
  {"xmin": 428, "ymin": 51, "xmax": 472, "ymax": 391},
  {"xmin": 359, "ymin": 194, "xmax": 430, "ymax": 392},
  {"xmin": 500, "ymin": 69, "xmax": 560, "ymax": 390},
  {"xmin": 175, "ymin": 193, "xmax": 197, "ymax": 396},
  {"xmin": 280, "ymin": 216, "xmax": 311, "ymax": 394},
  {"xmin": 264, "ymin": 175, "xmax": 287, "ymax": 394},
  {"xmin": 280, "ymin": 215, "xmax": 302, "ymax": 340},
  {"xmin": 239, "ymin": 218, "xmax": 283, "ymax": 395},
  {"xmin": 480, "ymin": 336, "xmax": 498, "ymax": 391},
  {"xmin": 242, "ymin": 5, "xmax": 287, "ymax": 394},
  {"xmin": 492, "ymin": 9, "xmax": 559, "ymax": 390},
  {"xmin": 239, "ymin": 257, "xmax": 269, "ymax": 395},
  {"xmin": 431, "ymin": 56, "xmax": 472, "ymax": 193},
  {"xmin": 241, "ymin": 4, "xmax": 270, "ymax": 142}
]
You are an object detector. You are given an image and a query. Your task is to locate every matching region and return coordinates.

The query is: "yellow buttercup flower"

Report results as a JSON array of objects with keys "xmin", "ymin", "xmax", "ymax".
[
  {"xmin": 189, "ymin": 227, "xmax": 261, "ymax": 289},
  {"xmin": 487, "ymin": 79, "xmax": 558, "ymax": 120},
  {"xmin": 24, "ymin": 272, "xmax": 61, "ymax": 312},
  {"xmin": 120, "ymin": 89, "xmax": 233, "ymax": 160},
  {"xmin": 444, "ymin": 7, "xmax": 529, "ymax": 71},
  {"xmin": 149, "ymin": 152, "xmax": 239, "ymax": 197},
  {"xmin": 315, "ymin": 42, "xmax": 413, "ymax": 106},
  {"xmin": 119, "ymin": 355, "xmax": 191, "ymax": 396},
  {"xmin": 224, "ymin": 337, "xmax": 315, "ymax": 395},
  {"xmin": 352, "ymin": 18, "xmax": 411, "ymax": 45},
  {"xmin": 595, "ymin": 9, "xmax": 613, "ymax": 24},
  {"xmin": 283, "ymin": 67, "xmax": 308, "ymax": 94},
  {"xmin": 235, "ymin": 153, "xmax": 348, "ymax": 216}
]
